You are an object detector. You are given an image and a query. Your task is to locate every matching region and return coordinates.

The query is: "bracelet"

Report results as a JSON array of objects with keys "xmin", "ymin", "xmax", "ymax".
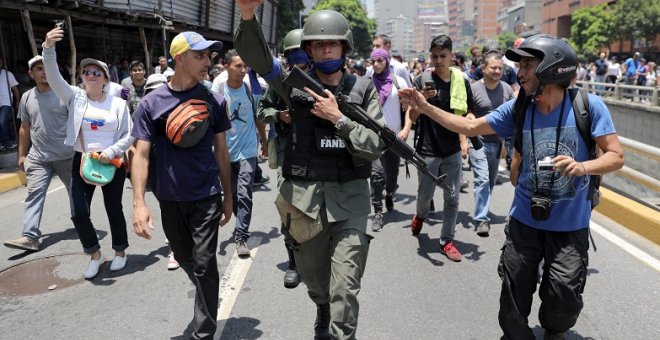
[{"xmin": 579, "ymin": 162, "xmax": 588, "ymax": 175}]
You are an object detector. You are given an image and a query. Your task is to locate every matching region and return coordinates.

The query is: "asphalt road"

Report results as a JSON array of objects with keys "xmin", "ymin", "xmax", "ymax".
[{"xmin": 0, "ymin": 160, "xmax": 658, "ymax": 340}]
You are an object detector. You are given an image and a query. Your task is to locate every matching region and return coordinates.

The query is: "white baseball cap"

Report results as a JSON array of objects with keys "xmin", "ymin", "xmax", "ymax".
[{"xmin": 28, "ymin": 55, "xmax": 44, "ymax": 69}]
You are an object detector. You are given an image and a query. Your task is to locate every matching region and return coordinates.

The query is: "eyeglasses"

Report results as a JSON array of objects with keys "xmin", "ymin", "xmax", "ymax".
[
  {"xmin": 82, "ymin": 69, "xmax": 104, "ymax": 77},
  {"xmin": 371, "ymin": 58, "xmax": 386, "ymax": 64}
]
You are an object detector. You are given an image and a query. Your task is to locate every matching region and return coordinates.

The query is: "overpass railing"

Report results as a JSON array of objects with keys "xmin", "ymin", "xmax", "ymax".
[{"xmin": 575, "ymin": 80, "xmax": 659, "ymax": 106}]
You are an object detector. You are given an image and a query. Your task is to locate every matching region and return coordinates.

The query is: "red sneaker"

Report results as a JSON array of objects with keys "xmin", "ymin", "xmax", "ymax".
[
  {"xmin": 411, "ymin": 215, "xmax": 424, "ymax": 236},
  {"xmin": 440, "ymin": 241, "xmax": 462, "ymax": 262}
]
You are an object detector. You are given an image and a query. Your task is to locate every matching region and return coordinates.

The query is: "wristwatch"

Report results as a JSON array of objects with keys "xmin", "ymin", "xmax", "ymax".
[{"xmin": 334, "ymin": 115, "xmax": 347, "ymax": 129}]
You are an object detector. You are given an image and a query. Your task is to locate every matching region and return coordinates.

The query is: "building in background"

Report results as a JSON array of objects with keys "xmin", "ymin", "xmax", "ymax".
[
  {"xmin": 0, "ymin": 0, "xmax": 280, "ymax": 80},
  {"xmin": 541, "ymin": 0, "xmax": 611, "ymax": 38},
  {"xmin": 447, "ymin": 0, "xmax": 475, "ymax": 49},
  {"xmin": 474, "ymin": 0, "xmax": 506, "ymax": 44},
  {"xmin": 383, "ymin": 15, "xmax": 414, "ymax": 60},
  {"xmin": 374, "ymin": 0, "xmax": 418, "ymax": 36},
  {"xmin": 413, "ymin": 0, "xmax": 449, "ymax": 57},
  {"xmin": 413, "ymin": 19, "xmax": 449, "ymax": 57},
  {"xmin": 497, "ymin": 0, "xmax": 541, "ymax": 37}
]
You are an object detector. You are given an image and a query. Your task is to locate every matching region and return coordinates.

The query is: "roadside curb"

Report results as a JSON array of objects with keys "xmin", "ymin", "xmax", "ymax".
[
  {"xmin": 0, "ymin": 171, "xmax": 26, "ymax": 194},
  {"xmin": 596, "ymin": 187, "xmax": 660, "ymax": 245}
]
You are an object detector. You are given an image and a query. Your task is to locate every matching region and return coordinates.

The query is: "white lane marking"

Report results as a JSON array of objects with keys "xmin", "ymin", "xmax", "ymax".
[
  {"xmin": 216, "ymin": 236, "xmax": 263, "ymax": 330},
  {"xmin": 590, "ymin": 221, "xmax": 660, "ymax": 272},
  {"xmin": 20, "ymin": 185, "xmax": 65, "ymax": 204}
]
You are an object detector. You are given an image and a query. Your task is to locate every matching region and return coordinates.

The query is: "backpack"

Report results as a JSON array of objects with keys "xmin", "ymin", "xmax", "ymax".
[{"xmin": 511, "ymin": 87, "xmax": 601, "ymax": 209}]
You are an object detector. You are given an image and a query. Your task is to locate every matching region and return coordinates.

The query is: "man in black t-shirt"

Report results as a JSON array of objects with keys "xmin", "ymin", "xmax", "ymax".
[{"xmin": 406, "ymin": 35, "xmax": 474, "ymax": 262}]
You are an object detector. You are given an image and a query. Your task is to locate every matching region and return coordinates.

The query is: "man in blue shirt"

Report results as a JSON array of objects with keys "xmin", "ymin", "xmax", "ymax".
[
  {"xmin": 623, "ymin": 52, "xmax": 640, "ymax": 100},
  {"xmin": 399, "ymin": 34, "xmax": 624, "ymax": 340},
  {"xmin": 217, "ymin": 49, "xmax": 267, "ymax": 257},
  {"xmin": 131, "ymin": 31, "xmax": 233, "ymax": 339}
]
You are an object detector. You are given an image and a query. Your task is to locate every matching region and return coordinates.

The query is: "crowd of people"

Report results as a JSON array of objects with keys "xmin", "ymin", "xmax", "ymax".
[{"xmin": 2, "ymin": 0, "xmax": 627, "ymax": 338}]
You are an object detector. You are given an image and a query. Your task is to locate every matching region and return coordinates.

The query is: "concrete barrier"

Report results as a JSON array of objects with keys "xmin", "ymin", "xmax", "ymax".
[
  {"xmin": 596, "ymin": 187, "xmax": 660, "ymax": 245},
  {"xmin": 0, "ymin": 171, "xmax": 26, "ymax": 193}
]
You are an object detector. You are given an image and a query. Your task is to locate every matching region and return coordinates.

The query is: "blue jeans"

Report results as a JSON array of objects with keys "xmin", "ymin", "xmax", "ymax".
[
  {"xmin": 415, "ymin": 151, "xmax": 462, "ymax": 243},
  {"xmin": 22, "ymin": 155, "xmax": 73, "ymax": 240},
  {"xmin": 231, "ymin": 157, "xmax": 256, "ymax": 242},
  {"xmin": 470, "ymin": 140, "xmax": 502, "ymax": 222},
  {"xmin": 0, "ymin": 105, "xmax": 15, "ymax": 146},
  {"xmin": 70, "ymin": 151, "xmax": 129, "ymax": 254}
]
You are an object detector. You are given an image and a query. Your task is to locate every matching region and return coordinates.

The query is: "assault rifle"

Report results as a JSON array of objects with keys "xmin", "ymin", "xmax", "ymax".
[{"xmin": 283, "ymin": 66, "xmax": 453, "ymax": 193}]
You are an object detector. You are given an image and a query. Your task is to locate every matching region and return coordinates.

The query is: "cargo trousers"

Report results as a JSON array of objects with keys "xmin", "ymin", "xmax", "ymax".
[
  {"xmin": 498, "ymin": 217, "xmax": 590, "ymax": 339},
  {"xmin": 291, "ymin": 208, "xmax": 371, "ymax": 340}
]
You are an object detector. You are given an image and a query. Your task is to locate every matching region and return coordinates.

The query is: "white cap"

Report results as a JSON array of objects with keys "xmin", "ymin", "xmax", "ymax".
[{"xmin": 28, "ymin": 55, "xmax": 44, "ymax": 69}]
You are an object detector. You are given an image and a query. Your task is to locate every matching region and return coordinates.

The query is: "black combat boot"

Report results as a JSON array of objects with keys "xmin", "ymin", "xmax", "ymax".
[
  {"xmin": 283, "ymin": 247, "xmax": 301, "ymax": 289},
  {"xmin": 314, "ymin": 303, "xmax": 330, "ymax": 340}
]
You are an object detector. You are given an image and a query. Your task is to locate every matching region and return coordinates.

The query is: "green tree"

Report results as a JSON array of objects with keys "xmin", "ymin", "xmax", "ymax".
[
  {"xmin": 611, "ymin": 0, "xmax": 660, "ymax": 52},
  {"xmin": 496, "ymin": 32, "xmax": 519, "ymax": 51},
  {"xmin": 276, "ymin": 0, "xmax": 305, "ymax": 48},
  {"xmin": 570, "ymin": 3, "xmax": 612, "ymax": 61},
  {"xmin": 611, "ymin": 0, "xmax": 660, "ymax": 53},
  {"xmin": 312, "ymin": 0, "xmax": 376, "ymax": 57}
]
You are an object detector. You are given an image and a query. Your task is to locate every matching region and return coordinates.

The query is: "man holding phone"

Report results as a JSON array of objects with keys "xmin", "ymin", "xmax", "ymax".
[{"xmin": 406, "ymin": 34, "xmax": 474, "ymax": 262}]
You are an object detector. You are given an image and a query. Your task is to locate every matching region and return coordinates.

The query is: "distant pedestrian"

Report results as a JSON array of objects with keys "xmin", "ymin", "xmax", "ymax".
[
  {"xmin": 154, "ymin": 56, "xmax": 173, "ymax": 75},
  {"xmin": 120, "ymin": 60, "xmax": 147, "ymax": 115},
  {"xmin": 0, "ymin": 57, "xmax": 20, "ymax": 152},
  {"xmin": 131, "ymin": 31, "xmax": 232, "ymax": 339},
  {"xmin": 43, "ymin": 27, "xmax": 134, "ymax": 279},
  {"xmin": 3, "ymin": 56, "xmax": 74, "ymax": 252},
  {"xmin": 606, "ymin": 56, "xmax": 621, "ymax": 85}
]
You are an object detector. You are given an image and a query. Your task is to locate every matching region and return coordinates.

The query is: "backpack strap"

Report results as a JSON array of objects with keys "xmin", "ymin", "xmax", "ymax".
[
  {"xmin": 243, "ymin": 82, "xmax": 257, "ymax": 119},
  {"xmin": 512, "ymin": 88, "xmax": 532, "ymax": 154},
  {"xmin": 568, "ymin": 87, "xmax": 601, "ymax": 210},
  {"xmin": 569, "ymin": 88, "xmax": 593, "ymax": 152}
]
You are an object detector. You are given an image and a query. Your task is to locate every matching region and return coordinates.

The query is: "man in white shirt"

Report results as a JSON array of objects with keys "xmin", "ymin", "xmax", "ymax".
[
  {"xmin": 154, "ymin": 56, "xmax": 174, "ymax": 75},
  {"xmin": 0, "ymin": 57, "xmax": 20, "ymax": 151}
]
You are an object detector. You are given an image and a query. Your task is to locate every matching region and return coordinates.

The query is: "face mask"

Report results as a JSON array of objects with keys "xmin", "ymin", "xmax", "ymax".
[
  {"xmin": 314, "ymin": 58, "xmax": 344, "ymax": 74},
  {"xmin": 288, "ymin": 50, "xmax": 310, "ymax": 67}
]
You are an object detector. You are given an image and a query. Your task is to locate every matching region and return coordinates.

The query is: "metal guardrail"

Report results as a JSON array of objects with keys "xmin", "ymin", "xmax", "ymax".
[
  {"xmin": 615, "ymin": 136, "xmax": 660, "ymax": 193},
  {"xmin": 575, "ymin": 80, "xmax": 659, "ymax": 106}
]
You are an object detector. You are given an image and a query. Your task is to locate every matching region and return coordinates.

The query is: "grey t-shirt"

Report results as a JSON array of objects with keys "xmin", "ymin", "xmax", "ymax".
[
  {"xmin": 18, "ymin": 88, "xmax": 74, "ymax": 161},
  {"xmin": 470, "ymin": 80, "xmax": 514, "ymax": 143}
]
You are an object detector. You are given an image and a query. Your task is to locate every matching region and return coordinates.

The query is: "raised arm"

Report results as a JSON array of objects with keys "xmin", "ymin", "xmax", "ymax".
[{"xmin": 41, "ymin": 28, "xmax": 75, "ymax": 104}]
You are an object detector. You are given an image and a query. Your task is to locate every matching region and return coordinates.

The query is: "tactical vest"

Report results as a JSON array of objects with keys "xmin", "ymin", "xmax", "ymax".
[{"xmin": 282, "ymin": 73, "xmax": 372, "ymax": 182}]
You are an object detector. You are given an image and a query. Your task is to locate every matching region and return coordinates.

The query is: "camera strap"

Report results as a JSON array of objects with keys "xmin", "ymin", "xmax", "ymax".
[{"xmin": 530, "ymin": 92, "xmax": 567, "ymax": 194}]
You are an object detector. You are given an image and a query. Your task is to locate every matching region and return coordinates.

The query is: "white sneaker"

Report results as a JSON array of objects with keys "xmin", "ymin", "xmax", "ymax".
[
  {"xmin": 84, "ymin": 255, "xmax": 106, "ymax": 279},
  {"xmin": 167, "ymin": 252, "xmax": 180, "ymax": 270},
  {"xmin": 110, "ymin": 255, "xmax": 127, "ymax": 271}
]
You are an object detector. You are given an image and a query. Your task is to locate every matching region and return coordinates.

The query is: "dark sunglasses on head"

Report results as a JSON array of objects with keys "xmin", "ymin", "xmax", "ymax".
[{"xmin": 83, "ymin": 69, "xmax": 104, "ymax": 77}]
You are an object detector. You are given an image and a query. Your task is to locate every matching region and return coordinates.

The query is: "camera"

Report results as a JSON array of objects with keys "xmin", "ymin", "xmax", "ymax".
[
  {"xmin": 55, "ymin": 20, "xmax": 65, "ymax": 30},
  {"xmin": 531, "ymin": 193, "xmax": 552, "ymax": 221},
  {"xmin": 424, "ymin": 80, "xmax": 435, "ymax": 90},
  {"xmin": 537, "ymin": 156, "xmax": 558, "ymax": 172}
]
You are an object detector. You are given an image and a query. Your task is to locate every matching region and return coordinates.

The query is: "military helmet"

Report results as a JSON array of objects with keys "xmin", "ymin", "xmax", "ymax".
[
  {"xmin": 283, "ymin": 29, "xmax": 303, "ymax": 53},
  {"xmin": 505, "ymin": 34, "xmax": 577, "ymax": 88},
  {"xmin": 353, "ymin": 59, "xmax": 366, "ymax": 74},
  {"xmin": 301, "ymin": 10, "xmax": 354, "ymax": 51}
]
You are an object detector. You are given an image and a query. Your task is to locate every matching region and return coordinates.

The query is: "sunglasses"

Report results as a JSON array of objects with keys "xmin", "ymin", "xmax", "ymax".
[{"xmin": 82, "ymin": 69, "xmax": 104, "ymax": 77}]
